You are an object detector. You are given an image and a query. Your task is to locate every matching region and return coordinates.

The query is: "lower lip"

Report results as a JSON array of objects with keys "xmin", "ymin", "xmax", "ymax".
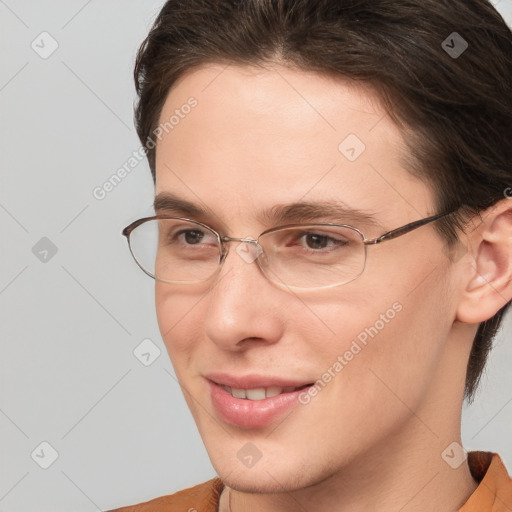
[{"xmin": 208, "ymin": 381, "xmax": 311, "ymax": 429}]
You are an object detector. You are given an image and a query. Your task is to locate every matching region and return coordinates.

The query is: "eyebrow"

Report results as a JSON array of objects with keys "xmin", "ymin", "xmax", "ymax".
[{"xmin": 153, "ymin": 192, "xmax": 382, "ymax": 230}]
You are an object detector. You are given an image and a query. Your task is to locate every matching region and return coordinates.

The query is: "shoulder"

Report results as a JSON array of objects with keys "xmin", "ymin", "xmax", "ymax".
[{"xmin": 106, "ymin": 477, "xmax": 224, "ymax": 512}]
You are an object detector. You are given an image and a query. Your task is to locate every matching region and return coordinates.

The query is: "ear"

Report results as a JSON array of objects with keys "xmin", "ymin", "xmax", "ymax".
[{"xmin": 456, "ymin": 200, "xmax": 512, "ymax": 324}]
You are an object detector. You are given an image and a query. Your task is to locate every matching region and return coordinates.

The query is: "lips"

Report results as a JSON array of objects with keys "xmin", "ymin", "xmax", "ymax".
[
  {"xmin": 206, "ymin": 373, "xmax": 313, "ymax": 394},
  {"xmin": 206, "ymin": 372, "xmax": 312, "ymax": 386},
  {"xmin": 205, "ymin": 373, "xmax": 315, "ymax": 428}
]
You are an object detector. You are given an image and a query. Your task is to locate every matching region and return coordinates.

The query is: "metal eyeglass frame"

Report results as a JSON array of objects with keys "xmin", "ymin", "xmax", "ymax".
[{"xmin": 122, "ymin": 209, "xmax": 456, "ymax": 290}]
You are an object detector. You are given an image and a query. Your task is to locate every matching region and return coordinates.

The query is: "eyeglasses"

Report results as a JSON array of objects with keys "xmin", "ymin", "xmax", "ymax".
[{"xmin": 122, "ymin": 210, "xmax": 455, "ymax": 290}]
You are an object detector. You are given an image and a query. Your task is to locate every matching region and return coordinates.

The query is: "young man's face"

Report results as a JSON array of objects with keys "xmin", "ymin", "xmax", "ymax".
[{"xmin": 154, "ymin": 63, "xmax": 469, "ymax": 492}]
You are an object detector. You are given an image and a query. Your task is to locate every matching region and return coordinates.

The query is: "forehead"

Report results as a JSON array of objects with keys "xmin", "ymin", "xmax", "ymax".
[{"xmin": 154, "ymin": 63, "xmax": 433, "ymax": 228}]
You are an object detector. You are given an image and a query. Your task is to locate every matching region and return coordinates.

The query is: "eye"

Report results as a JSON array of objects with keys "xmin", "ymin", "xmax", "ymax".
[
  {"xmin": 296, "ymin": 231, "xmax": 349, "ymax": 251},
  {"xmin": 159, "ymin": 220, "xmax": 218, "ymax": 248},
  {"xmin": 179, "ymin": 229, "xmax": 207, "ymax": 245},
  {"xmin": 301, "ymin": 233, "xmax": 343, "ymax": 250}
]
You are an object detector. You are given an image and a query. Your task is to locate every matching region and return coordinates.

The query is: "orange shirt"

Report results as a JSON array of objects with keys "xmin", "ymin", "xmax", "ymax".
[{"xmin": 108, "ymin": 451, "xmax": 512, "ymax": 511}]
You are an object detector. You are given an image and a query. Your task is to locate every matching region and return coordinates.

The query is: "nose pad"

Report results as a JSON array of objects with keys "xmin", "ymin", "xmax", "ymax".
[{"xmin": 235, "ymin": 240, "xmax": 264, "ymax": 264}]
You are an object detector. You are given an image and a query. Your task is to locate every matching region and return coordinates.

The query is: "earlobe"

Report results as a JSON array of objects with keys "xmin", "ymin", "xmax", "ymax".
[{"xmin": 456, "ymin": 202, "xmax": 512, "ymax": 324}]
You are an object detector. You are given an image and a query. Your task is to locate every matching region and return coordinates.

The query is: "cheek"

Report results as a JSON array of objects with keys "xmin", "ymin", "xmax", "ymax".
[
  {"xmin": 155, "ymin": 284, "xmax": 203, "ymax": 362},
  {"xmin": 314, "ymin": 263, "xmax": 454, "ymax": 411}
]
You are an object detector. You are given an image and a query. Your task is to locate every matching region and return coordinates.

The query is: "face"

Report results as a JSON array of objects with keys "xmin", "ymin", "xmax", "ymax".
[{"xmin": 154, "ymin": 63, "xmax": 460, "ymax": 492}]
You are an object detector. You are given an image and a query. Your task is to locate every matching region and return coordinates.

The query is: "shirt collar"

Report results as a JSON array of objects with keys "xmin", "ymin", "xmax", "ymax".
[{"xmin": 459, "ymin": 451, "xmax": 512, "ymax": 511}]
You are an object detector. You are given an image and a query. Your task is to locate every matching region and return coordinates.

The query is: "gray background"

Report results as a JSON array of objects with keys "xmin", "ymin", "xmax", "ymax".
[{"xmin": 1, "ymin": 1, "xmax": 511, "ymax": 511}]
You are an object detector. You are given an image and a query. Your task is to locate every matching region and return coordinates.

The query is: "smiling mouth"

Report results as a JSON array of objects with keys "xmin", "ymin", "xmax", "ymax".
[
  {"xmin": 208, "ymin": 378, "xmax": 316, "ymax": 428},
  {"xmin": 219, "ymin": 384, "xmax": 313, "ymax": 400}
]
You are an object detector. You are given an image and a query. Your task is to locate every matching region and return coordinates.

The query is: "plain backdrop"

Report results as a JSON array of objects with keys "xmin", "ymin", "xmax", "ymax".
[{"xmin": 1, "ymin": 1, "xmax": 511, "ymax": 510}]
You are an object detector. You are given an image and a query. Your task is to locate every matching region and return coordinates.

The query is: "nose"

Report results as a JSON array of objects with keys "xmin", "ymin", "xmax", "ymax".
[
  {"xmin": 203, "ymin": 240, "xmax": 285, "ymax": 352},
  {"xmin": 219, "ymin": 237, "xmax": 264, "ymax": 266}
]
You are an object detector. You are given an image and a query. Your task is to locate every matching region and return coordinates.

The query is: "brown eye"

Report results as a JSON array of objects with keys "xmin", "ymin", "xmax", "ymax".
[
  {"xmin": 181, "ymin": 230, "xmax": 206, "ymax": 245},
  {"xmin": 296, "ymin": 231, "xmax": 349, "ymax": 251},
  {"xmin": 304, "ymin": 234, "xmax": 330, "ymax": 250}
]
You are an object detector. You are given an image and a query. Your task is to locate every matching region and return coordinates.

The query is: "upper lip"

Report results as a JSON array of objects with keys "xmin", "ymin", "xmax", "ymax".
[{"xmin": 205, "ymin": 373, "xmax": 313, "ymax": 389}]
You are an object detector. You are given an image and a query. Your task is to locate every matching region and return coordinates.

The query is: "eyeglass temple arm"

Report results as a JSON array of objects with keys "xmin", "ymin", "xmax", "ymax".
[
  {"xmin": 122, "ymin": 216, "xmax": 160, "ymax": 238},
  {"xmin": 363, "ymin": 211, "xmax": 454, "ymax": 246}
]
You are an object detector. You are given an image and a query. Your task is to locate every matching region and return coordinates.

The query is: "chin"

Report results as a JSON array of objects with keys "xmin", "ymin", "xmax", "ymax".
[
  {"xmin": 210, "ymin": 447, "xmax": 327, "ymax": 494},
  {"xmin": 219, "ymin": 468, "xmax": 306, "ymax": 494}
]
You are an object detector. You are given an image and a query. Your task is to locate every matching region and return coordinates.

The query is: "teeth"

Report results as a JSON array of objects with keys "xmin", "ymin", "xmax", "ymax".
[
  {"xmin": 231, "ymin": 388, "xmax": 247, "ymax": 399},
  {"xmin": 227, "ymin": 386, "xmax": 286, "ymax": 400},
  {"xmin": 265, "ymin": 386, "xmax": 282, "ymax": 398},
  {"xmin": 246, "ymin": 388, "xmax": 266, "ymax": 400}
]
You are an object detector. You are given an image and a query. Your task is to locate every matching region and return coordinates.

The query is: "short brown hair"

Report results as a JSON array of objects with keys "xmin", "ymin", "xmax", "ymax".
[{"xmin": 133, "ymin": 0, "xmax": 512, "ymax": 402}]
